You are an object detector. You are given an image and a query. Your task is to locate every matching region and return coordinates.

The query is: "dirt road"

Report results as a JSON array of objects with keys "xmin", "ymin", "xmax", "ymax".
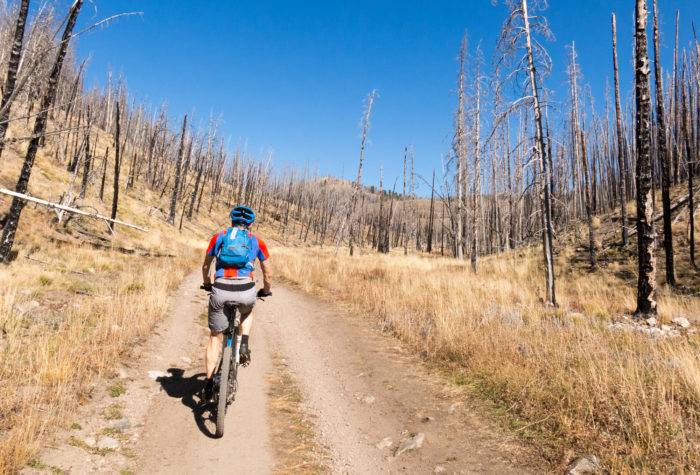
[{"xmin": 28, "ymin": 272, "xmax": 537, "ymax": 474}]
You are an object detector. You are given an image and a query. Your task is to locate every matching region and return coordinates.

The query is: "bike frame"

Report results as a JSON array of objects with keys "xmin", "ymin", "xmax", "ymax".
[
  {"xmin": 223, "ymin": 318, "xmax": 241, "ymax": 366},
  {"xmin": 215, "ymin": 306, "xmax": 241, "ymax": 401}
]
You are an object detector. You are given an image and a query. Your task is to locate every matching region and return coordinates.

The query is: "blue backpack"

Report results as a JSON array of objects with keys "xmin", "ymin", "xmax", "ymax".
[{"xmin": 217, "ymin": 227, "xmax": 253, "ymax": 269}]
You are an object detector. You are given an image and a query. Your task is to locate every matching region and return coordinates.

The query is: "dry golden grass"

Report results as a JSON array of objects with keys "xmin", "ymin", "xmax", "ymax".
[
  {"xmin": 0, "ymin": 110, "xmax": 232, "ymax": 471},
  {"xmin": 267, "ymin": 354, "xmax": 329, "ymax": 474},
  {"xmin": 0, "ymin": 217, "xmax": 200, "ymax": 472},
  {"xmin": 273, "ymin": 243, "xmax": 700, "ymax": 472}
]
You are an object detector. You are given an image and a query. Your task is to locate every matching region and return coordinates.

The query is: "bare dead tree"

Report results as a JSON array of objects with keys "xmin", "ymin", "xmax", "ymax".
[
  {"xmin": 0, "ymin": 0, "xmax": 83, "ymax": 262},
  {"xmin": 672, "ymin": 10, "xmax": 680, "ymax": 185},
  {"xmin": 633, "ymin": 0, "xmax": 658, "ymax": 318},
  {"xmin": 110, "ymin": 101, "xmax": 121, "ymax": 228},
  {"xmin": 0, "ymin": 0, "xmax": 30, "ymax": 159},
  {"xmin": 79, "ymin": 106, "xmax": 92, "ymax": 198},
  {"xmin": 188, "ymin": 157, "xmax": 203, "ymax": 220},
  {"xmin": 470, "ymin": 52, "xmax": 482, "ymax": 272},
  {"xmin": 402, "ymin": 146, "xmax": 408, "ymax": 255},
  {"xmin": 343, "ymin": 89, "xmax": 376, "ymax": 256},
  {"xmin": 427, "ymin": 169, "xmax": 436, "ymax": 253},
  {"xmin": 681, "ymin": 59, "xmax": 696, "ymax": 267},
  {"xmin": 453, "ymin": 34, "xmax": 467, "ymax": 260},
  {"xmin": 652, "ymin": 0, "xmax": 676, "ymax": 285},
  {"xmin": 580, "ymin": 130, "xmax": 597, "ymax": 270},
  {"xmin": 498, "ymin": 0, "xmax": 556, "ymax": 305},
  {"xmin": 612, "ymin": 13, "xmax": 629, "ymax": 246},
  {"xmin": 99, "ymin": 147, "xmax": 108, "ymax": 201},
  {"xmin": 167, "ymin": 113, "xmax": 187, "ymax": 225}
]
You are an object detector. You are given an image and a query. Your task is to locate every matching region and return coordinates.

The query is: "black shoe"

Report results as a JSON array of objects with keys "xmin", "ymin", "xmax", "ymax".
[
  {"xmin": 203, "ymin": 378, "xmax": 214, "ymax": 401},
  {"xmin": 240, "ymin": 342, "xmax": 251, "ymax": 366}
]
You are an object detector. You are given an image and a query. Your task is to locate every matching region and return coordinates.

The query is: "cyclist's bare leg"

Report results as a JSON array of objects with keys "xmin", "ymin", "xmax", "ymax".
[
  {"xmin": 205, "ymin": 332, "xmax": 224, "ymax": 378},
  {"xmin": 238, "ymin": 309, "xmax": 254, "ymax": 363},
  {"xmin": 240, "ymin": 309, "xmax": 254, "ymax": 336}
]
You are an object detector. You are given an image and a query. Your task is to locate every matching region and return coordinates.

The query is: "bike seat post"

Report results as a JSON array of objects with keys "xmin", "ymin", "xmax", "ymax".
[{"xmin": 223, "ymin": 301, "xmax": 240, "ymax": 331}]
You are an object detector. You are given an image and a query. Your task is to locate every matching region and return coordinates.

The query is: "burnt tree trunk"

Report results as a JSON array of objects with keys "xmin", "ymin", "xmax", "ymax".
[
  {"xmin": 0, "ymin": 0, "xmax": 83, "ymax": 262},
  {"xmin": 111, "ymin": 102, "xmax": 122, "ymax": 226},
  {"xmin": 454, "ymin": 35, "xmax": 467, "ymax": 260},
  {"xmin": 0, "ymin": 0, "xmax": 30, "ymax": 159},
  {"xmin": 79, "ymin": 108, "xmax": 92, "ymax": 199},
  {"xmin": 344, "ymin": 90, "xmax": 375, "ymax": 256},
  {"xmin": 99, "ymin": 147, "xmax": 109, "ymax": 201},
  {"xmin": 580, "ymin": 130, "xmax": 597, "ymax": 270},
  {"xmin": 612, "ymin": 13, "xmax": 629, "ymax": 246},
  {"xmin": 188, "ymin": 160, "xmax": 203, "ymax": 219},
  {"xmin": 652, "ymin": 0, "xmax": 676, "ymax": 285},
  {"xmin": 522, "ymin": 0, "xmax": 556, "ymax": 305},
  {"xmin": 681, "ymin": 67, "xmax": 696, "ymax": 267},
  {"xmin": 168, "ymin": 114, "xmax": 187, "ymax": 225},
  {"xmin": 633, "ymin": 0, "xmax": 658, "ymax": 317},
  {"xmin": 471, "ymin": 64, "xmax": 481, "ymax": 272},
  {"xmin": 427, "ymin": 170, "xmax": 436, "ymax": 253}
]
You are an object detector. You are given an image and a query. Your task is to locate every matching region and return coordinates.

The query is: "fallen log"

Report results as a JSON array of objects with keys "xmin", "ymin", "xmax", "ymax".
[
  {"xmin": 25, "ymin": 254, "xmax": 88, "ymax": 275},
  {"xmin": 0, "ymin": 187, "xmax": 147, "ymax": 232},
  {"xmin": 626, "ymin": 185, "xmax": 699, "ymax": 238},
  {"xmin": 48, "ymin": 232, "xmax": 175, "ymax": 258}
]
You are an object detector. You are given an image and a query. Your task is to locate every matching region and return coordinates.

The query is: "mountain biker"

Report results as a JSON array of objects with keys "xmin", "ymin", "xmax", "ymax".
[{"xmin": 201, "ymin": 205, "xmax": 272, "ymax": 400}]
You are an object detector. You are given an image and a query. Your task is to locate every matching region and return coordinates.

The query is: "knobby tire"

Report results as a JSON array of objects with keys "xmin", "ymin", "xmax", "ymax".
[{"xmin": 215, "ymin": 345, "xmax": 232, "ymax": 438}]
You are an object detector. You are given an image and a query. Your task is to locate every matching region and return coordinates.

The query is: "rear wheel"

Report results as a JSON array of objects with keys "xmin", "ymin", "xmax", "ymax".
[
  {"xmin": 215, "ymin": 345, "xmax": 232, "ymax": 438},
  {"xmin": 228, "ymin": 361, "xmax": 238, "ymax": 403}
]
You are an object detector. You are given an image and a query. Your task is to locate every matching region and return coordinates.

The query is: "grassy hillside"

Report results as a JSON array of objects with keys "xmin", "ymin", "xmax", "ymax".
[{"xmin": 273, "ymin": 204, "xmax": 700, "ymax": 472}]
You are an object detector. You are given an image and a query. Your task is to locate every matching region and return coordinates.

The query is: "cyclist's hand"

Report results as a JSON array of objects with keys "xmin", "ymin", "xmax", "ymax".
[
  {"xmin": 201, "ymin": 282, "xmax": 213, "ymax": 292},
  {"xmin": 257, "ymin": 288, "xmax": 272, "ymax": 298}
]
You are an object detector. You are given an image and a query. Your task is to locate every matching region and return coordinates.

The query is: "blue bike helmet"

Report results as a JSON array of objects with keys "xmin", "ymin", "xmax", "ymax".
[{"xmin": 230, "ymin": 205, "xmax": 255, "ymax": 226}]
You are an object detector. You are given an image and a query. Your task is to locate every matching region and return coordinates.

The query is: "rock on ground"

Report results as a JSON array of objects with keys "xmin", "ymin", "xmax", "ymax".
[
  {"xmin": 375, "ymin": 437, "xmax": 392, "ymax": 450},
  {"xmin": 394, "ymin": 433, "xmax": 425, "ymax": 457},
  {"xmin": 96, "ymin": 436, "xmax": 120, "ymax": 451},
  {"xmin": 111, "ymin": 417, "xmax": 131, "ymax": 431},
  {"xmin": 565, "ymin": 455, "xmax": 602, "ymax": 475},
  {"xmin": 83, "ymin": 436, "xmax": 97, "ymax": 448},
  {"xmin": 672, "ymin": 316, "xmax": 691, "ymax": 329}
]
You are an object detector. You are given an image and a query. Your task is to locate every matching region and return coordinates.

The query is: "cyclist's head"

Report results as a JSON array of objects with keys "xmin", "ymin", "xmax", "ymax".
[{"xmin": 230, "ymin": 205, "xmax": 255, "ymax": 227}]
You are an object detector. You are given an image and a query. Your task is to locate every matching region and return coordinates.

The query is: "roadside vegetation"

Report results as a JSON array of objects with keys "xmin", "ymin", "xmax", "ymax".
[
  {"xmin": 0, "ymin": 138, "xmax": 202, "ymax": 471},
  {"xmin": 267, "ymin": 354, "xmax": 329, "ymax": 474},
  {"xmin": 274, "ymin": 211, "xmax": 700, "ymax": 472}
]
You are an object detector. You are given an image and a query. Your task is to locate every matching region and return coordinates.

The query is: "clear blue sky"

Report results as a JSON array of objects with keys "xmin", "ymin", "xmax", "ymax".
[{"xmin": 67, "ymin": 0, "xmax": 699, "ymax": 193}]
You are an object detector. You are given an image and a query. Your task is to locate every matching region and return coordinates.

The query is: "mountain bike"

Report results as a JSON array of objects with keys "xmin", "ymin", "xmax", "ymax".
[{"xmin": 200, "ymin": 285, "xmax": 268, "ymax": 438}]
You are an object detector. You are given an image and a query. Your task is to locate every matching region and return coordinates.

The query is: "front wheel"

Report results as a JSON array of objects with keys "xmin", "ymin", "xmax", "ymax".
[{"xmin": 215, "ymin": 345, "xmax": 232, "ymax": 437}]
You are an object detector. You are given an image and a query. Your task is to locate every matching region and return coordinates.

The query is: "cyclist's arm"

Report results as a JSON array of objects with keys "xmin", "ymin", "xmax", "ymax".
[
  {"xmin": 260, "ymin": 259, "xmax": 272, "ymax": 292},
  {"xmin": 202, "ymin": 255, "xmax": 214, "ymax": 285},
  {"xmin": 203, "ymin": 232, "xmax": 221, "ymax": 285}
]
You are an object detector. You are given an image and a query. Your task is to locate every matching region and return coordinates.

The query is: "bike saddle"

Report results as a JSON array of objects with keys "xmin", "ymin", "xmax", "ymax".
[{"xmin": 223, "ymin": 302, "xmax": 238, "ymax": 311}]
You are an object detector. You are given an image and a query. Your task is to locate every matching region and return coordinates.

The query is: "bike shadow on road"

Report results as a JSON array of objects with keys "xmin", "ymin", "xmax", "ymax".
[{"xmin": 156, "ymin": 367, "xmax": 219, "ymax": 439}]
